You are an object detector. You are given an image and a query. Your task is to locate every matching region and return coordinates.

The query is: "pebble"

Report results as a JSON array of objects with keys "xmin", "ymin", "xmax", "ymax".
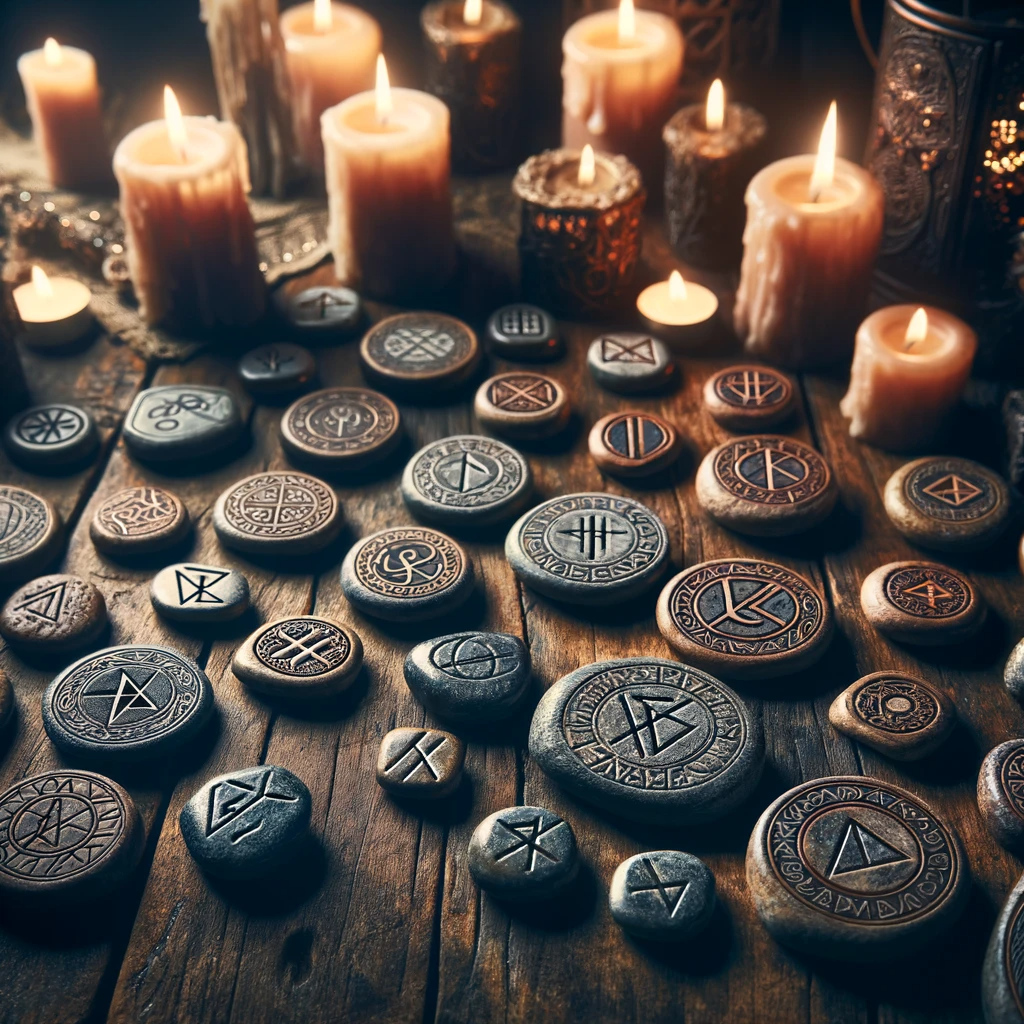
[
  {"xmin": 702, "ymin": 365, "xmax": 796, "ymax": 431},
  {"xmin": 588, "ymin": 410, "xmax": 681, "ymax": 478},
  {"xmin": 150, "ymin": 563, "xmax": 250, "ymax": 624},
  {"xmin": 3, "ymin": 403, "xmax": 98, "ymax": 470},
  {"xmin": 0, "ymin": 485, "xmax": 63, "ymax": 583},
  {"xmin": 280, "ymin": 285, "xmax": 363, "ymax": 339},
  {"xmin": 0, "ymin": 574, "xmax": 108, "ymax": 654},
  {"xmin": 587, "ymin": 332, "xmax": 675, "ymax": 393},
  {"xmin": 375, "ymin": 727, "xmax": 465, "ymax": 798},
  {"xmin": 90, "ymin": 486, "xmax": 190, "ymax": 557},
  {"xmin": 484, "ymin": 303, "xmax": 562, "ymax": 361},
  {"xmin": 978, "ymin": 739, "xmax": 1024, "ymax": 855},
  {"xmin": 983, "ymin": 872, "xmax": 1024, "ymax": 1023},
  {"xmin": 123, "ymin": 385, "xmax": 244, "ymax": 464},
  {"xmin": 237, "ymin": 343, "xmax": 315, "ymax": 397},
  {"xmin": 473, "ymin": 372, "xmax": 570, "ymax": 440},
  {"xmin": 1007, "ymin": 639, "xmax": 1024, "ymax": 705},
  {"xmin": 609, "ymin": 851, "xmax": 716, "ymax": 941}
]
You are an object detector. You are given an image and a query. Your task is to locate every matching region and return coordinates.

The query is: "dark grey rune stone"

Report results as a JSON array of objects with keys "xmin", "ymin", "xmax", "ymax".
[
  {"xmin": 149, "ymin": 563, "xmax": 250, "ymax": 624},
  {"xmin": 237, "ymin": 343, "xmax": 315, "ymax": 396},
  {"xmin": 179, "ymin": 765, "xmax": 312, "ymax": 879},
  {"xmin": 123, "ymin": 385, "xmax": 244, "ymax": 463},
  {"xmin": 1007, "ymin": 639, "xmax": 1024, "ymax": 705},
  {"xmin": 609, "ymin": 851, "xmax": 716, "ymax": 941},
  {"xmin": 485, "ymin": 303, "xmax": 562, "ymax": 361},
  {"xmin": 281, "ymin": 285, "xmax": 363, "ymax": 338},
  {"xmin": 3, "ymin": 403, "xmax": 98, "ymax": 470},
  {"xmin": 983, "ymin": 870, "xmax": 1024, "ymax": 1023},
  {"xmin": 586, "ymin": 333, "xmax": 675, "ymax": 393},
  {"xmin": 978, "ymin": 739, "xmax": 1024, "ymax": 855}
]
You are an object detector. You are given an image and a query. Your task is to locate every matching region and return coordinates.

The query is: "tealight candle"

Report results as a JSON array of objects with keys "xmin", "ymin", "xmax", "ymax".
[
  {"xmin": 839, "ymin": 305, "xmax": 977, "ymax": 452},
  {"xmin": 637, "ymin": 270, "xmax": 718, "ymax": 349},
  {"xmin": 13, "ymin": 266, "xmax": 93, "ymax": 347}
]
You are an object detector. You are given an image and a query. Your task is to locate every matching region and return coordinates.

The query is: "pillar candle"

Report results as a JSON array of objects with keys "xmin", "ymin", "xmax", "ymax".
[
  {"xmin": 322, "ymin": 58, "xmax": 454, "ymax": 300},
  {"xmin": 562, "ymin": 0, "xmax": 683, "ymax": 191},
  {"xmin": 112, "ymin": 89, "xmax": 265, "ymax": 330},
  {"xmin": 281, "ymin": 0, "xmax": 380, "ymax": 173},
  {"xmin": 840, "ymin": 305, "xmax": 977, "ymax": 452},
  {"xmin": 17, "ymin": 39, "xmax": 110, "ymax": 190},
  {"xmin": 734, "ymin": 104, "xmax": 884, "ymax": 369}
]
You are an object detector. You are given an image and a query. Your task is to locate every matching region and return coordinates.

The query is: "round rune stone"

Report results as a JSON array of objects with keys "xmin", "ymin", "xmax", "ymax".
[
  {"xmin": 3, "ymin": 403, "xmax": 98, "ymax": 470},
  {"xmin": 280, "ymin": 387, "xmax": 402, "ymax": 470},
  {"xmin": 360, "ymin": 312, "xmax": 481, "ymax": 395},
  {"xmin": 180, "ymin": 765, "xmax": 312, "ymax": 879},
  {"xmin": 404, "ymin": 631, "xmax": 531, "ymax": 723},
  {"xmin": 505, "ymin": 493, "xmax": 670, "ymax": 606},
  {"xmin": 90, "ymin": 486, "xmax": 190, "ymax": 557},
  {"xmin": 978, "ymin": 739, "xmax": 1024, "ymax": 855},
  {"xmin": 829, "ymin": 672, "xmax": 956, "ymax": 761},
  {"xmin": 150, "ymin": 564, "xmax": 250, "ymax": 624},
  {"xmin": 401, "ymin": 435, "xmax": 533, "ymax": 527},
  {"xmin": 468, "ymin": 805, "xmax": 579, "ymax": 901},
  {"xmin": 281, "ymin": 285, "xmax": 363, "ymax": 338},
  {"xmin": 656, "ymin": 558, "xmax": 833, "ymax": 681},
  {"xmin": 0, "ymin": 770, "xmax": 143, "ymax": 906},
  {"xmin": 860, "ymin": 560, "xmax": 986, "ymax": 646},
  {"xmin": 747, "ymin": 775, "xmax": 969, "ymax": 961},
  {"xmin": 609, "ymin": 851, "xmax": 716, "ymax": 941},
  {"xmin": 587, "ymin": 333, "xmax": 675, "ymax": 394},
  {"xmin": 123, "ymin": 385, "xmax": 244, "ymax": 464},
  {"xmin": 588, "ymin": 410, "xmax": 682, "ymax": 478},
  {"xmin": 703, "ymin": 365, "xmax": 796, "ymax": 431},
  {"xmin": 232, "ymin": 616, "xmax": 364, "ymax": 698},
  {"xmin": 42, "ymin": 645, "xmax": 215, "ymax": 762},
  {"xmin": 883, "ymin": 456, "xmax": 1012, "ymax": 552},
  {"xmin": 528, "ymin": 658, "xmax": 764, "ymax": 824},
  {"xmin": 213, "ymin": 471, "xmax": 342, "ymax": 555},
  {"xmin": 375, "ymin": 727, "xmax": 466, "ymax": 799},
  {"xmin": 473, "ymin": 372, "xmax": 570, "ymax": 440},
  {"xmin": 1007, "ymin": 639, "xmax": 1024, "ymax": 705},
  {"xmin": 0, "ymin": 574, "xmax": 108, "ymax": 655},
  {"xmin": 983, "ymin": 873, "xmax": 1024, "ymax": 1024},
  {"xmin": 696, "ymin": 435, "xmax": 837, "ymax": 536},
  {"xmin": 237, "ymin": 343, "xmax": 316, "ymax": 397},
  {"xmin": 484, "ymin": 303, "xmax": 562, "ymax": 361},
  {"xmin": 340, "ymin": 526, "xmax": 474, "ymax": 621},
  {"xmin": 0, "ymin": 486, "xmax": 63, "ymax": 583}
]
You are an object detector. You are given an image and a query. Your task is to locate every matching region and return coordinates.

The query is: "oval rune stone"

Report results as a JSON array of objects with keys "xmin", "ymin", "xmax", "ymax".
[
  {"xmin": 505, "ymin": 493, "xmax": 670, "ymax": 606},
  {"xmin": 656, "ymin": 558, "xmax": 832, "ymax": 681},
  {"xmin": 376, "ymin": 727, "xmax": 466, "ymax": 799},
  {"xmin": 747, "ymin": 775, "xmax": 969, "ymax": 961},
  {"xmin": 983, "ymin": 870, "xmax": 1024, "ymax": 1022},
  {"xmin": 528, "ymin": 657, "xmax": 764, "ymax": 824},
  {"xmin": 3, "ymin": 403, "xmax": 98, "ymax": 470},
  {"xmin": 238, "ymin": 343, "xmax": 315, "ymax": 396},
  {"xmin": 829, "ymin": 672, "xmax": 956, "ymax": 761},
  {"xmin": 281, "ymin": 386, "xmax": 402, "ymax": 470},
  {"xmin": 150, "ymin": 563, "xmax": 250, "ymax": 624},
  {"xmin": 587, "ymin": 333, "xmax": 675, "ymax": 394},
  {"xmin": 588, "ymin": 410, "xmax": 682, "ymax": 478},
  {"xmin": 404, "ymin": 631, "xmax": 531, "ymax": 723},
  {"xmin": 1007, "ymin": 640, "xmax": 1024, "ymax": 706},
  {"xmin": 703, "ymin": 365, "xmax": 796, "ymax": 431},
  {"xmin": 123, "ymin": 385, "xmax": 244, "ymax": 463},
  {"xmin": 884, "ymin": 456, "xmax": 1012, "ymax": 552},
  {"xmin": 340, "ymin": 526, "xmax": 474, "ymax": 621},
  {"xmin": 42, "ymin": 645, "xmax": 215, "ymax": 762},
  {"xmin": 0, "ymin": 770, "xmax": 143, "ymax": 905},
  {"xmin": 0, "ymin": 573, "xmax": 108, "ymax": 654},
  {"xmin": 484, "ymin": 303, "xmax": 562, "ymax": 361},
  {"xmin": 213, "ymin": 471, "xmax": 342, "ymax": 555},
  {"xmin": 401, "ymin": 435, "xmax": 533, "ymax": 526},
  {"xmin": 281, "ymin": 285, "xmax": 363, "ymax": 337},
  {"xmin": 90, "ymin": 486, "xmax": 190, "ymax": 557},
  {"xmin": 473, "ymin": 372, "xmax": 570, "ymax": 440},
  {"xmin": 180, "ymin": 765, "xmax": 312, "ymax": 879},
  {"xmin": 696, "ymin": 435, "xmax": 837, "ymax": 536},
  {"xmin": 0, "ymin": 485, "xmax": 63, "ymax": 583},
  {"xmin": 978, "ymin": 739, "xmax": 1024, "ymax": 855}
]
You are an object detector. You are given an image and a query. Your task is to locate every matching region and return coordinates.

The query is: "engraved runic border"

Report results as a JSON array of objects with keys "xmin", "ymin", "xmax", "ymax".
[
  {"xmin": 363, "ymin": 314, "xmax": 475, "ymax": 378},
  {"xmin": 414, "ymin": 438, "xmax": 523, "ymax": 507},
  {"xmin": 883, "ymin": 566, "xmax": 970, "ymax": 619},
  {"xmin": 286, "ymin": 390, "xmax": 397, "ymax": 453},
  {"xmin": 712, "ymin": 437, "xmax": 830, "ymax": 506},
  {"xmin": 903, "ymin": 460, "xmax": 1000, "ymax": 524},
  {"xmin": 0, "ymin": 487, "xmax": 50, "ymax": 556},
  {"xmin": 353, "ymin": 528, "xmax": 464, "ymax": 598},
  {"xmin": 223, "ymin": 474, "xmax": 336, "ymax": 537},
  {"xmin": 714, "ymin": 369, "xmax": 789, "ymax": 409},
  {"xmin": 97, "ymin": 487, "xmax": 179, "ymax": 537},
  {"xmin": 765, "ymin": 781, "xmax": 959, "ymax": 925},
  {"xmin": 1000, "ymin": 747, "xmax": 1024, "ymax": 822}
]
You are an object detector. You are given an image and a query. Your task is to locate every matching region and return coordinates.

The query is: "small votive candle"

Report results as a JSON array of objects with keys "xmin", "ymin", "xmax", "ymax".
[
  {"xmin": 13, "ymin": 266, "xmax": 93, "ymax": 347},
  {"xmin": 840, "ymin": 305, "xmax": 977, "ymax": 453},
  {"xmin": 637, "ymin": 270, "xmax": 718, "ymax": 349}
]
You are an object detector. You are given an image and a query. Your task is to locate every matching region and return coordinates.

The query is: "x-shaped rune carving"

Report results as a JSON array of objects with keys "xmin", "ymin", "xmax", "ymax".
[
  {"xmin": 493, "ymin": 815, "xmax": 564, "ymax": 872},
  {"xmin": 491, "ymin": 378, "xmax": 555, "ymax": 410},
  {"xmin": 384, "ymin": 731, "xmax": 449, "ymax": 781},
  {"xmin": 601, "ymin": 336, "xmax": 656, "ymax": 364},
  {"xmin": 265, "ymin": 626, "xmax": 336, "ymax": 670}
]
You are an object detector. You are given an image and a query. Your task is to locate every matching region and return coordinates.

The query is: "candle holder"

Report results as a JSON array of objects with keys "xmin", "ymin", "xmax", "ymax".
[
  {"xmin": 512, "ymin": 148, "xmax": 645, "ymax": 318},
  {"xmin": 421, "ymin": 0, "xmax": 522, "ymax": 172}
]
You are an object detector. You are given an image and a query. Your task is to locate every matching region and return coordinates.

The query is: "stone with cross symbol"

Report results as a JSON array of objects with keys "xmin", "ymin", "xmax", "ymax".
[
  {"xmin": 149, "ymin": 563, "xmax": 251, "ymax": 624},
  {"xmin": 468, "ymin": 805, "xmax": 579, "ymax": 901},
  {"xmin": 3, "ymin": 402, "xmax": 98, "ymax": 471},
  {"xmin": 280, "ymin": 285, "xmax": 363, "ymax": 337},
  {"xmin": 702, "ymin": 365, "xmax": 796, "ymax": 431},
  {"xmin": 473, "ymin": 372, "xmax": 570, "ymax": 440},
  {"xmin": 237, "ymin": 343, "xmax": 316, "ymax": 397},
  {"xmin": 860, "ymin": 560, "xmax": 986, "ymax": 645},
  {"xmin": 375, "ymin": 727, "xmax": 465, "ymax": 799},
  {"xmin": 586, "ymin": 333, "xmax": 675, "ymax": 394},
  {"xmin": 484, "ymin": 303, "xmax": 562, "ymax": 361},
  {"xmin": 0, "ymin": 573, "xmax": 108, "ymax": 655},
  {"xmin": 609, "ymin": 850, "xmax": 716, "ymax": 941}
]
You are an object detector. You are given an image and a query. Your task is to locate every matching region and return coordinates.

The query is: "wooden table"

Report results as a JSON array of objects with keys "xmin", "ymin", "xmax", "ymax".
[{"xmin": 1, "ymin": 179, "xmax": 1021, "ymax": 1024}]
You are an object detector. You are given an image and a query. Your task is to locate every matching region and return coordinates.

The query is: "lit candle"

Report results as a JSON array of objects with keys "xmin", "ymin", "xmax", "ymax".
[
  {"xmin": 562, "ymin": 0, "xmax": 684, "ymax": 189},
  {"xmin": 280, "ymin": 0, "xmax": 381, "ymax": 172},
  {"xmin": 637, "ymin": 270, "xmax": 718, "ymax": 349},
  {"xmin": 13, "ymin": 265, "xmax": 93, "ymax": 347},
  {"xmin": 734, "ymin": 102, "xmax": 884, "ymax": 368},
  {"xmin": 17, "ymin": 38, "xmax": 110, "ymax": 190},
  {"xmin": 662, "ymin": 77, "xmax": 767, "ymax": 268},
  {"xmin": 839, "ymin": 305, "xmax": 977, "ymax": 452},
  {"xmin": 321, "ymin": 55, "xmax": 455, "ymax": 300},
  {"xmin": 112, "ymin": 87, "xmax": 265, "ymax": 330}
]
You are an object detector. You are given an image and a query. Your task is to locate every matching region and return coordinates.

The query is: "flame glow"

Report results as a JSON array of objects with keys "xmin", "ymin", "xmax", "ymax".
[
  {"xmin": 706, "ymin": 79, "xmax": 724, "ymax": 132},
  {"xmin": 375, "ymin": 54, "xmax": 393, "ymax": 124},
  {"xmin": 163, "ymin": 85, "xmax": 189, "ymax": 162},
  {"xmin": 669, "ymin": 270, "xmax": 688, "ymax": 303},
  {"xmin": 43, "ymin": 38, "xmax": 63, "ymax": 68},
  {"xmin": 809, "ymin": 100, "xmax": 837, "ymax": 201},
  {"xmin": 578, "ymin": 144, "xmax": 596, "ymax": 187},
  {"xmin": 31, "ymin": 265, "xmax": 54, "ymax": 299},
  {"xmin": 618, "ymin": 0, "xmax": 635, "ymax": 43},
  {"xmin": 313, "ymin": 0, "xmax": 333, "ymax": 32},
  {"xmin": 464, "ymin": 0, "xmax": 482, "ymax": 26},
  {"xmin": 904, "ymin": 307, "xmax": 929, "ymax": 350}
]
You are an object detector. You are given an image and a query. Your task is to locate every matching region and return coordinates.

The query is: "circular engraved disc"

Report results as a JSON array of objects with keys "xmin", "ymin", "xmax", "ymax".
[
  {"xmin": 528, "ymin": 657, "xmax": 764, "ymax": 824},
  {"xmin": 589, "ymin": 411, "xmax": 681, "ymax": 478},
  {"xmin": 474, "ymin": 372, "xmax": 570, "ymax": 440},
  {"xmin": 0, "ymin": 485, "xmax": 62, "ymax": 582},
  {"xmin": 505, "ymin": 493, "xmax": 669, "ymax": 606},
  {"xmin": 703, "ymin": 365, "xmax": 796, "ymax": 430},
  {"xmin": 90, "ymin": 486, "xmax": 189, "ymax": 556},
  {"xmin": 853, "ymin": 679, "xmax": 938, "ymax": 733},
  {"xmin": 123, "ymin": 385, "xmax": 243, "ymax": 463},
  {"xmin": 3, "ymin": 403, "xmax": 98, "ymax": 469},
  {"xmin": 281, "ymin": 387, "xmax": 401, "ymax": 468},
  {"xmin": 656, "ymin": 559, "xmax": 832, "ymax": 680},
  {"xmin": 401, "ymin": 435, "xmax": 532, "ymax": 525},
  {"xmin": 978, "ymin": 739, "xmax": 1024, "ymax": 855},
  {"xmin": 213, "ymin": 472, "xmax": 341, "ymax": 555},
  {"xmin": 42, "ymin": 645, "xmax": 214, "ymax": 761},
  {"xmin": 748, "ymin": 776, "xmax": 968, "ymax": 960}
]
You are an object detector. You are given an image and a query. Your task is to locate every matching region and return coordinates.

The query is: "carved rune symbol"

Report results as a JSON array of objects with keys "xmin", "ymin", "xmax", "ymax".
[
  {"xmin": 609, "ymin": 694, "xmax": 698, "ymax": 759},
  {"xmin": 489, "ymin": 376, "xmax": 555, "ymax": 411},
  {"xmin": 434, "ymin": 451, "xmax": 497, "ymax": 493},
  {"xmin": 600, "ymin": 336, "xmax": 656, "ymax": 364},
  {"xmin": 383, "ymin": 328, "xmax": 456, "ymax": 363},
  {"xmin": 604, "ymin": 415, "xmax": 667, "ymax": 459},
  {"xmin": 373, "ymin": 543, "xmax": 444, "ymax": 586},
  {"xmin": 557, "ymin": 515, "xmax": 629, "ymax": 559},
  {"xmin": 207, "ymin": 770, "xmax": 298, "ymax": 842},
  {"xmin": 16, "ymin": 407, "xmax": 84, "ymax": 445},
  {"xmin": 493, "ymin": 815, "xmax": 564, "ymax": 872},
  {"xmin": 500, "ymin": 308, "xmax": 542, "ymax": 336},
  {"xmin": 721, "ymin": 370, "xmax": 783, "ymax": 407},
  {"xmin": 147, "ymin": 393, "xmax": 217, "ymax": 432},
  {"xmin": 16, "ymin": 794, "xmax": 95, "ymax": 853},
  {"xmin": 14, "ymin": 580, "xmax": 67, "ymax": 622},
  {"xmin": 921, "ymin": 474, "xmax": 983, "ymax": 507},
  {"xmin": 383, "ymin": 731, "xmax": 449, "ymax": 782},
  {"xmin": 254, "ymin": 347, "xmax": 295, "ymax": 373},
  {"xmin": 901, "ymin": 579, "xmax": 954, "ymax": 608},
  {"xmin": 704, "ymin": 580, "xmax": 789, "ymax": 632},
  {"xmin": 737, "ymin": 447, "xmax": 807, "ymax": 490},
  {"xmin": 628, "ymin": 857, "xmax": 691, "ymax": 915},
  {"xmin": 263, "ymin": 626, "xmax": 336, "ymax": 671},
  {"xmin": 84, "ymin": 671, "xmax": 160, "ymax": 726},
  {"xmin": 100, "ymin": 488, "xmax": 177, "ymax": 536},
  {"xmin": 174, "ymin": 567, "xmax": 230, "ymax": 606},
  {"xmin": 828, "ymin": 818, "xmax": 910, "ymax": 878},
  {"xmin": 297, "ymin": 290, "xmax": 353, "ymax": 319}
]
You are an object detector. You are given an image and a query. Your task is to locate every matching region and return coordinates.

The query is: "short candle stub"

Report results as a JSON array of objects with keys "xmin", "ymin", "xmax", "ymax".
[
  {"xmin": 636, "ymin": 271, "xmax": 719, "ymax": 351},
  {"xmin": 13, "ymin": 266, "xmax": 93, "ymax": 348}
]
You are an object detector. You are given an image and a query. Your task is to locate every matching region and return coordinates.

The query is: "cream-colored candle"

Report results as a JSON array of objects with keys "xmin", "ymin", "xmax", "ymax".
[
  {"xmin": 637, "ymin": 270, "xmax": 718, "ymax": 349},
  {"xmin": 281, "ymin": 0, "xmax": 380, "ymax": 172},
  {"xmin": 112, "ymin": 88, "xmax": 265, "ymax": 330},
  {"xmin": 13, "ymin": 266, "xmax": 93, "ymax": 347},
  {"xmin": 734, "ymin": 103, "xmax": 884, "ymax": 369},
  {"xmin": 17, "ymin": 39, "xmax": 110, "ymax": 190},
  {"xmin": 840, "ymin": 305, "xmax": 977, "ymax": 452},
  {"xmin": 322, "ymin": 56, "xmax": 454, "ymax": 300},
  {"xmin": 562, "ymin": 0, "xmax": 683, "ymax": 189}
]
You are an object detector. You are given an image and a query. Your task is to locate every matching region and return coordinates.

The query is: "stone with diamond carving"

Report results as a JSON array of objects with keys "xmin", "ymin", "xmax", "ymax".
[
  {"xmin": 3, "ymin": 403, "xmax": 98, "ymax": 470},
  {"xmin": 586, "ymin": 333, "xmax": 675, "ymax": 394},
  {"xmin": 0, "ymin": 573, "xmax": 107, "ymax": 654},
  {"xmin": 375, "ymin": 727, "xmax": 465, "ymax": 799},
  {"xmin": 485, "ymin": 303, "xmax": 561, "ymax": 361},
  {"xmin": 238, "ymin": 343, "xmax": 315, "ymax": 397},
  {"xmin": 150, "ymin": 563, "xmax": 250, "ymax": 624},
  {"xmin": 978, "ymin": 739, "xmax": 1024, "ymax": 855}
]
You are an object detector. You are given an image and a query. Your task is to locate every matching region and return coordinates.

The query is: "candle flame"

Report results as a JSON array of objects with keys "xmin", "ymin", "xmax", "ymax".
[
  {"xmin": 313, "ymin": 0, "xmax": 333, "ymax": 31},
  {"xmin": 163, "ymin": 86, "xmax": 189, "ymax": 162},
  {"xmin": 31, "ymin": 265, "xmax": 54, "ymax": 299},
  {"xmin": 706, "ymin": 79, "xmax": 725, "ymax": 132},
  {"xmin": 618, "ymin": 0, "xmax": 635, "ymax": 43},
  {"xmin": 464, "ymin": 0, "xmax": 482, "ymax": 25},
  {"xmin": 904, "ymin": 307, "xmax": 929, "ymax": 350},
  {"xmin": 669, "ymin": 270, "xmax": 688, "ymax": 302},
  {"xmin": 578, "ymin": 144, "xmax": 596, "ymax": 187},
  {"xmin": 375, "ymin": 54, "xmax": 393, "ymax": 125},
  {"xmin": 809, "ymin": 100, "xmax": 837, "ymax": 202},
  {"xmin": 43, "ymin": 38, "xmax": 63, "ymax": 67}
]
